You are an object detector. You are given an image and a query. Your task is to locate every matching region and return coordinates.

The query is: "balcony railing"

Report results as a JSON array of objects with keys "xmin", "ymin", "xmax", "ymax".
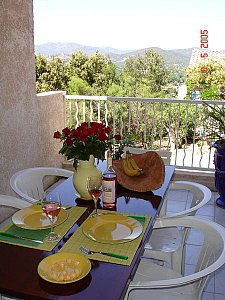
[{"xmin": 65, "ymin": 95, "xmax": 225, "ymax": 171}]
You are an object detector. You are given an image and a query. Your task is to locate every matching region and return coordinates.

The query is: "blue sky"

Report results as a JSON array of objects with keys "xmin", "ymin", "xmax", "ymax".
[{"xmin": 33, "ymin": 0, "xmax": 225, "ymax": 50}]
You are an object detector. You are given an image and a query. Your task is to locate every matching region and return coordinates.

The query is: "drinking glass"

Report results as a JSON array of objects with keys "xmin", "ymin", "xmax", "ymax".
[
  {"xmin": 42, "ymin": 193, "xmax": 61, "ymax": 243},
  {"xmin": 87, "ymin": 176, "xmax": 102, "ymax": 217}
]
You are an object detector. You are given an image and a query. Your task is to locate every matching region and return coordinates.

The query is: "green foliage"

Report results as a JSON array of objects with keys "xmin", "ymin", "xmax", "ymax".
[
  {"xmin": 35, "ymin": 50, "xmax": 196, "ymax": 149},
  {"xmin": 123, "ymin": 50, "xmax": 170, "ymax": 97},
  {"xmin": 168, "ymin": 65, "xmax": 185, "ymax": 85},
  {"xmin": 35, "ymin": 49, "xmax": 171, "ymax": 98},
  {"xmin": 161, "ymin": 102, "xmax": 199, "ymax": 148},
  {"xmin": 203, "ymin": 102, "xmax": 225, "ymax": 143},
  {"xmin": 67, "ymin": 50, "xmax": 88, "ymax": 79},
  {"xmin": 36, "ymin": 55, "xmax": 68, "ymax": 93},
  {"xmin": 113, "ymin": 134, "xmax": 135, "ymax": 160},
  {"xmin": 66, "ymin": 51, "xmax": 118, "ymax": 95},
  {"xmin": 201, "ymin": 86, "xmax": 220, "ymax": 100},
  {"xmin": 68, "ymin": 76, "xmax": 92, "ymax": 95},
  {"xmin": 35, "ymin": 54, "xmax": 48, "ymax": 79},
  {"xmin": 185, "ymin": 60, "xmax": 225, "ymax": 99},
  {"xmin": 107, "ymin": 83, "xmax": 125, "ymax": 96}
]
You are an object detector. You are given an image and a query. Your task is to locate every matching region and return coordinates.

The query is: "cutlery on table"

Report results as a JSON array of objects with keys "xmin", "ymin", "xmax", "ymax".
[
  {"xmin": 80, "ymin": 246, "xmax": 128, "ymax": 260},
  {"xmin": 62, "ymin": 206, "xmax": 73, "ymax": 210},
  {"xmin": 0, "ymin": 232, "xmax": 44, "ymax": 244},
  {"xmin": 127, "ymin": 215, "xmax": 146, "ymax": 222}
]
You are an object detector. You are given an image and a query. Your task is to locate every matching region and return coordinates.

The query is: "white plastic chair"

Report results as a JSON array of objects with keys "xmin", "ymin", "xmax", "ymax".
[
  {"xmin": 0, "ymin": 195, "xmax": 31, "ymax": 300},
  {"xmin": 159, "ymin": 180, "xmax": 212, "ymax": 217},
  {"xmin": 10, "ymin": 167, "xmax": 74, "ymax": 204},
  {"xmin": 0, "ymin": 194, "xmax": 31, "ymax": 209},
  {"xmin": 124, "ymin": 216, "xmax": 225, "ymax": 300},
  {"xmin": 0, "ymin": 194, "xmax": 31, "ymax": 222},
  {"xmin": 144, "ymin": 181, "xmax": 212, "ymax": 274}
]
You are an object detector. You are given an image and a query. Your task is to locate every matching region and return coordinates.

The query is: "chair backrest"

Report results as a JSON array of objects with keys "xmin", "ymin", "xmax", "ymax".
[
  {"xmin": 123, "ymin": 147, "xmax": 172, "ymax": 164},
  {"xmin": 10, "ymin": 167, "xmax": 74, "ymax": 203},
  {"xmin": 161, "ymin": 180, "xmax": 212, "ymax": 218},
  {"xmin": 0, "ymin": 194, "xmax": 31, "ymax": 209},
  {"xmin": 148, "ymin": 216, "xmax": 225, "ymax": 296},
  {"xmin": 0, "ymin": 194, "xmax": 31, "ymax": 224}
]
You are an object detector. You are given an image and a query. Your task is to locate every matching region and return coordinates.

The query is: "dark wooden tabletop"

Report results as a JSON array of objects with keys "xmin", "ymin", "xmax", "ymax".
[{"xmin": 0, "ymin": 164, "xmax": 174, "ymax": 300}]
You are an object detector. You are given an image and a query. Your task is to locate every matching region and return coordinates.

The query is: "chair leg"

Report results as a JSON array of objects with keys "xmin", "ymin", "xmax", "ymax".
[{"xmin": 158, "ymin": 195, "xmax": 168, "ymax": 217}]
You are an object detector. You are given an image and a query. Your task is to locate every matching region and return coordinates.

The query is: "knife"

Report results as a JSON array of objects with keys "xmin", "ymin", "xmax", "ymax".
[
  {"xmin": 128, "ymin": 215, "xmax": 146, "ymax": 222},
  {"xmin": 0, "ymin": 232, "xmax": 44, "ymax": 244}
]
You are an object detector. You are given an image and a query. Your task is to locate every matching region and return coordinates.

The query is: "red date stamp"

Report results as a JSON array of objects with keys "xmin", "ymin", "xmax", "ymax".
[{"xmin": 200, "ymin": 29, "xmax": 209, "ymax": 73}]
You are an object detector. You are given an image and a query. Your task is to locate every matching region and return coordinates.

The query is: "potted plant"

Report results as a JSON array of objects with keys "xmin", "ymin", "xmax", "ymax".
[
  {"xmin": 203, "ymin": 102, "xmax": 225, "ymax": 208},
  {"xmin": 53, "ymin": 121, "xmax": 123, "ymax": 200}
]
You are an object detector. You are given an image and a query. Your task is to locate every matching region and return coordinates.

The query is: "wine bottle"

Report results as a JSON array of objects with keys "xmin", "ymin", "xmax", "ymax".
[{"xmin": 102, "ymin": 151, "xmax": 117, "ymax": 208}]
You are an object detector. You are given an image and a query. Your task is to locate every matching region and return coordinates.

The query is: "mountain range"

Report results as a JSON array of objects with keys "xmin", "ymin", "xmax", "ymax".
[{"xmin": 35, "ymin": 42, "xmax": 195, "ymax": 68}]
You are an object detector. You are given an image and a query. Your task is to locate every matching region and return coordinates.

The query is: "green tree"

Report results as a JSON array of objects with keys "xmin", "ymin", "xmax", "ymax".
[
  {"xmin": 66, "ymin": 51, "xmax": 119, "ymax": 95},
  {"xmin": 111, "ymin": 50, "xmax": 170, "ymax": 146},
  {"xmin": 68, "ymin": 76, "xmax": 92, "ymax": 95},
  {"xmin": 35, "ymin": 55, "xmax": 68, "ymax": 93},
  {"xmin": 162, "ymin": 103, "xmax": 199, "ymax": 148},
  {"xmin": 123, "ymin": 49, "xmax": 169, "ymax": 97},
  {"xmin": 107, "ymin": 82, "xmax": 125, "ymax": 97},
  {"xmin": 35, "ymin": 54, "xmax": 48, "ymax": 80},
  {"xmin": 82, "ymin": 52, "xmax": 116, "ymax": 95},
  {"xmin": 67, "ymin": 50, "xmax": 88, "ymax": 79},
  {"xmin": 185, "ymin": 60, "xmax": 225, "ymax": 99},
  {"xmin": 201, "ymin": 86, "xmax": 221, "ymax": 100},
  {"xmin": 168, "ymin": 65, "xmax": 185, "ymax": 85}
]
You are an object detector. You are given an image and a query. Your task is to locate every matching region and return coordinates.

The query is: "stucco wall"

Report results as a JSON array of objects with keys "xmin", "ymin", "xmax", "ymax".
[
  {"xmin": 36, "ymin": 91, "xmax": 65, "ymax": 168},
  {"xmin": 0, "ymin": 1, "xmax": 65, "ymax": 196}
]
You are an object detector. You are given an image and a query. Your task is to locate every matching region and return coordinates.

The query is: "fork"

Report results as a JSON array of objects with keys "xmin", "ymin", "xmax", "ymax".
[
  {"xmin": 80, "ymin": 246, "xmax": 128, "ymax": 260},
  {"xmin": 61, "ymin": 206, "xmax": 73, "ymax": 210}
]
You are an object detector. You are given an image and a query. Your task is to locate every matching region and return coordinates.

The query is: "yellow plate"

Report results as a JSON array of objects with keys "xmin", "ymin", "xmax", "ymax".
[
  {"xmin": 12, "ymin": 205, "xmax": 68, "ymax": 230},
  {"xmin": 37, "ymin": 252, "xmax": 91, "ymax": 284},
  {"xmin": 82, "ymin": 214, "xmax": 143, "ymax": 244}
]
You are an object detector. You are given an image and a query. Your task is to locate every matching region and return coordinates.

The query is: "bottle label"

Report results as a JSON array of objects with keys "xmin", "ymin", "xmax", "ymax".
[
  {"xmin": 103, "ymin": 180, "xmax": 115, "ymax": 203},
  {"xmin": 107, "ymin": 157, "xmax": 113, "ymax": 168}
]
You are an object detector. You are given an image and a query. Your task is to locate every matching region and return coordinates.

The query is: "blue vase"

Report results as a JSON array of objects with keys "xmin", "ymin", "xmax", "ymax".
[
  {"xmin": 214, "ymin": 148, "xmax": 225, "ymax": 208},
  {"xmin": 214, "ymin": 149, "xmax": 225, "ymax": 171},
  {"xmin": 215, "ymin": 169, "xmax": 225, "ymax": 207}
]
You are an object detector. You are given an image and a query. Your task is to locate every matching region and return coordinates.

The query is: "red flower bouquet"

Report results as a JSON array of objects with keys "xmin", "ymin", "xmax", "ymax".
[{"xmin": 53, "ymin": 122, "xmax": 122, "ymax": 168}]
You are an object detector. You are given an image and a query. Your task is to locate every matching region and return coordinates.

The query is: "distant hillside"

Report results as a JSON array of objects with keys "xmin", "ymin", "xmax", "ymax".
[
  {"xmin": 35, "ymin": 42, "xmax": 195, "ymax": 68},
  {"xmin": 35, "ymin": 42, "xmax": 132, "ymax": 56},
  {"xmin": 109, "ymin": 47, "xmax": 194, "ymax": 68}
]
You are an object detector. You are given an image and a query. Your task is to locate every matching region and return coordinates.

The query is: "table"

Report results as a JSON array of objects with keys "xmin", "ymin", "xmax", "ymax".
[{"xmin": 0, "ymin": 164, "xmax": 174, "ymax": 300}]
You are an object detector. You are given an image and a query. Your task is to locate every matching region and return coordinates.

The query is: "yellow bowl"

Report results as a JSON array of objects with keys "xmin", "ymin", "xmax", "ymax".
[{"xmin": 37, "ymin": 252, "xmax": 91, "ymax": 284}]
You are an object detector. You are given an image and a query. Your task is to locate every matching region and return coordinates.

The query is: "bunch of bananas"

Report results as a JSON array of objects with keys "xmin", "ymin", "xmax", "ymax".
[{"xmin": 122, "ymin": 152, "xmax": 144, "ymax": 177}]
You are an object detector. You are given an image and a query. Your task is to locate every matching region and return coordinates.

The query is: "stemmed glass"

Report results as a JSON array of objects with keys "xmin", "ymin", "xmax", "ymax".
[
  {"xmin": 87, "ymin": 176, "xmax": 102, "ymax": 217},
  {"xmin": 42, "ymin": 192, "xmax": 61, "ymax": 243}
]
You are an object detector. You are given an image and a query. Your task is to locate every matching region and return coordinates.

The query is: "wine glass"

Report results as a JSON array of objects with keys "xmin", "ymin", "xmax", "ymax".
[
  {"xmin": 42, "ymin": 192, "xmax": 61, "ymax": 243},
  {"xmin": 87, "ymin": 176, "xmax": 102, "ymax": 217}
]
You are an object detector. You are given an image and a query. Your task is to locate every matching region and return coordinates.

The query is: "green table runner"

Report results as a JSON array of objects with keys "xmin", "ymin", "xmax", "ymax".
[
  {"xmin": 59, "ymin": 210, "xmax": 151, "ymax": 266},
  {"xmin": 0, "ymin": 206, "xmax": 86, "ymax": 251}
]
